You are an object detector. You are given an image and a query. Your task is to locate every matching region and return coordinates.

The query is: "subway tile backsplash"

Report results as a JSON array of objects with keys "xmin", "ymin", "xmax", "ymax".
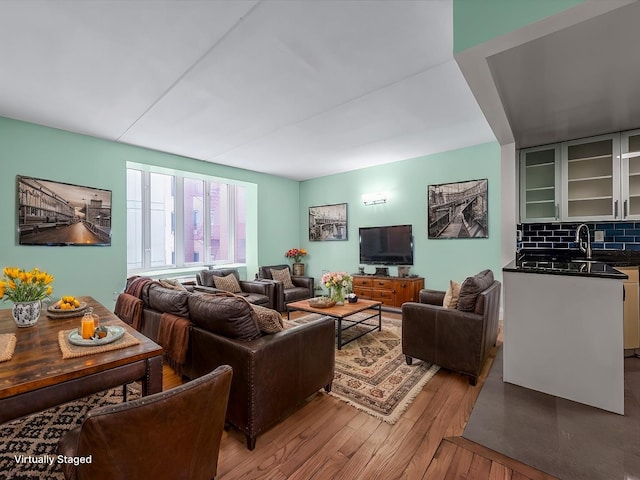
[{"xmin": 518, "ymin": 222, "xmax": 640, "ymax": 251}]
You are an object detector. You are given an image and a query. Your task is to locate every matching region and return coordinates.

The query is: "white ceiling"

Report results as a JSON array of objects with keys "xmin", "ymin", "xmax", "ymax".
[{"xmin": 0, "ymin": 0, "xmax": 495, "ymax": 181}]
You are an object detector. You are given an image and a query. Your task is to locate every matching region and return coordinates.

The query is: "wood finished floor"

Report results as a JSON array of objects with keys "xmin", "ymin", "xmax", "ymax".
[{"xmin": 162, "ymin": 312, "xmax": 557, "ymax": 480}]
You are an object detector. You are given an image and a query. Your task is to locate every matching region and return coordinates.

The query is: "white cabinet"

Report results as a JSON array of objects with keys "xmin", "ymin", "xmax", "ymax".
[
  {"xmin": 561, "ymin": 134, "xmax": 621, "ymax": 221},
  {"xmin": 518, "ymin": 131, "xmax": 640, "ymax": 222},
  {"xmin": 519, "ymin": 145, "xmax": 560, "ymax": 222},
  {"xmin": 620, "ymin": 129, "xmax": 640, "ymax": 219}
]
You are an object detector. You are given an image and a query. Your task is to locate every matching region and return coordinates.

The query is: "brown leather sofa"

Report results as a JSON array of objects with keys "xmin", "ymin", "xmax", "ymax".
[
  {"xmin": 258, "ymin": 264, "xmax": 314, "ymax": 311},
  {"xmin": 135, "ymin": 281, "xmax": 335, "ymax": 450},
  {"xmin": 194, "ymin": 268, "xmax": 273, "ymax": 309},
  {"xmin": 57, "ymin": 364, "xmax": 232, "ymax": 480},
  {"xmin": 401, "ymin": 269, "xmax": 501, "ymax": 386}
]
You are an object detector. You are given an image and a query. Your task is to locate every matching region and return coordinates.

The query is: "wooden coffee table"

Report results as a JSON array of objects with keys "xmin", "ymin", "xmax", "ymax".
[
  {"xmin": 287, "ymin": 298, "xmax": 382, "ymax": 349},
  {"xmin": 0, "ymin": 296, "xmax": 163, "ymax": 424}
]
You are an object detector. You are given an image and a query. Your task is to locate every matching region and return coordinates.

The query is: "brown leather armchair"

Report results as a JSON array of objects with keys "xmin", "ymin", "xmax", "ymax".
[
  {"xmin": 401, "ymin": 271, "xmax": 501, "ymax": 386},
  {"xmin": 57, "ymin": 365, "xmax": 233, "ymax": 480},
  {"xmin": 195, "ymin": 268, "xmax": 273, "ymax": 308},
  {"xmin": 258, "ymin": 264, "xmax": 314, "ymax": 312}
]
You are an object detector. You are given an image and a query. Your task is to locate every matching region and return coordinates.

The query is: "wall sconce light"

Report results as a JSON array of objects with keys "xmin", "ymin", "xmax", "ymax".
[{"xmin": 362, "ymin": 192, "xmax": 388, "ymax": 206}]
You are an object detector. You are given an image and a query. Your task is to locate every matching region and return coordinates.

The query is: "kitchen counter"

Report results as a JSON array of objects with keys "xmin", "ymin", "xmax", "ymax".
[
  {"xmin": 517, "ymin": 248, "xmax": 640, "ymax": 266},
  {"xmin": 503, "ymin": 258, "xmax": 627, "ymax": 279},
  {"xmin": 503, "ymin": 260, "xmax": 625, "ymax": 414}
]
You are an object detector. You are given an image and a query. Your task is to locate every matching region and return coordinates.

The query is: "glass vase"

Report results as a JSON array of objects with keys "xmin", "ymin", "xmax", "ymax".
[{"xmin": 331, "ymin": 286, "xmax": 345, "ymax": 306}]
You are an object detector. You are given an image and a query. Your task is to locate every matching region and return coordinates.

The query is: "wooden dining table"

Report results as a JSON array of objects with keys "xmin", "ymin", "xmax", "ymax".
[{"xmin": 0, "ymin": 296, "xmax": 163, "ymax": 424}]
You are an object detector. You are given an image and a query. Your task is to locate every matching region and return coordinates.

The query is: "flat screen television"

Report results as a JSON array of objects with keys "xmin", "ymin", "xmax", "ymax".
[
  {"xmin": 359, "ymin": 224, "xmax": 413, "ymax": 265},
  {"xmin": 17, "ymin": 175, "xmax": 112, "ymax": 246}
]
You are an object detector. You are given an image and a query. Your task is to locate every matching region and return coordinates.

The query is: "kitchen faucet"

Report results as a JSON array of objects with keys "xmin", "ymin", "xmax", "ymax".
[{"xmin": 575, "ymin": 223, "xmax": 592, "ymax": 259}]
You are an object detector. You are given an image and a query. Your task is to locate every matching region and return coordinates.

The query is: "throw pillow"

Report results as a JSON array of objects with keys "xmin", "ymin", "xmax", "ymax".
[
  {"xmin": 442, "ymin": 280, "xmax": 461, "ymax": 309},
  {"xmin": 251, "ymin": 304, "xmax": 284, "ymax": 334},
  {"xmin": 213, "ymin": 273, "xmax": 242, "ymax": 294},
  {"xmin": 187, "ymin": 293, "xmax": 261, "ymax": 341},
  {"xmin": 457, "ymin": 269, "xmax": 494, "ymax": 312},
  {"xmin": 270, "ymin": 268, "xmax": 295, "ymax": 289},
  {"xmin": 159, "ymin": 278, "xmax": 187, "ymax": 291}
]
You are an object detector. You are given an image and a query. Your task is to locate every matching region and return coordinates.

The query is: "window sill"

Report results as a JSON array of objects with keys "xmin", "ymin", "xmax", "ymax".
[{"xmin": 128, "ymin": 264, "xmax": 247, "ymax": 280}]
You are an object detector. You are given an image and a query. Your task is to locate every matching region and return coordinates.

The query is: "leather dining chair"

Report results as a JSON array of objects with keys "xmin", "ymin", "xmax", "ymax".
[{"xmin": 57, "ymin": 364, "xmax": 232, "ymax": 480}]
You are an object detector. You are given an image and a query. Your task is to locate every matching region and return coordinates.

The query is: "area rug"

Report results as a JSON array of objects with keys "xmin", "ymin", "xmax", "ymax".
[
  {"xmin": 0, "ymin": 384, "xmax": 140, "ymax": 480},
  {"xmin": 287, "ymin": 313, "xmax": 439, "ymax": 424}
]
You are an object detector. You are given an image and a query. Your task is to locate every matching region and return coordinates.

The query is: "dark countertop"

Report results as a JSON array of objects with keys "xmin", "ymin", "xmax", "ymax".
[
  {"xmin": 517, "ymin": 248, "xmax": 640, "ymax": 266},
  {"xmin": 503, "ymin": 258, "xmax": 627, "ymax": 279}
]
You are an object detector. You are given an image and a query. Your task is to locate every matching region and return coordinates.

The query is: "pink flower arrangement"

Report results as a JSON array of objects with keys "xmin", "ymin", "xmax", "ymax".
[
  {"xmin": 321, "ymin": 271, "xmax": 352, "ymax": 291},
  {"xmin": 285, "ymin": 248, "xmax": 307, "ymax": 263}
]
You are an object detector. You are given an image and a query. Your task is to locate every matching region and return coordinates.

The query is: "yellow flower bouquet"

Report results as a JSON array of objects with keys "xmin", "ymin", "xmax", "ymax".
[{"xmin": 0, "ymin": 266, "xmax": 54, "ymax": 303}]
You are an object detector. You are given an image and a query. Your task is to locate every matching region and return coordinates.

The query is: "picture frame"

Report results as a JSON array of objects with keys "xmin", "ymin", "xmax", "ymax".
[
  {"xmin": 309, "ymin": 203, "xmax": 348, "ymax": 241},
  {"xmin": 427, "ymin": 179, "xmax": 488, "ymax": 239},
  {"xmin": 17, "ymin": 175, "xmax": 112, "ymax": 246}
]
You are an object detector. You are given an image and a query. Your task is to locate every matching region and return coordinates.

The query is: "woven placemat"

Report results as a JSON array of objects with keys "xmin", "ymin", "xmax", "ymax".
[
  {"xmin": 58, "ymin": 329, "xmax": 140, "ymax": 359},
  {"xmin": 0, "ymin": 334, "xmax": 17, "ymax": 362}
]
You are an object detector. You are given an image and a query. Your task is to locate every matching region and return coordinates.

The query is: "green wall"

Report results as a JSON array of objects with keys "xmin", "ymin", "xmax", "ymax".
[
  {"xmin": 299, "ymin": 142, "xmax": 501, "ymax": 292},
  {"xmin": 0, "ymin": 117, "xmax": 300, "ymax": 308},
  {"xmin": 453, "ymin": 0, "xmax": 585, "ymax": 53}
]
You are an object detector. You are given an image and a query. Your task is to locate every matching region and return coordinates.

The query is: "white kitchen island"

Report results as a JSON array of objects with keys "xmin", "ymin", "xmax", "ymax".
[{"xmin": 503, "ymin": 260, "xmax": 626, "ymax": 414}]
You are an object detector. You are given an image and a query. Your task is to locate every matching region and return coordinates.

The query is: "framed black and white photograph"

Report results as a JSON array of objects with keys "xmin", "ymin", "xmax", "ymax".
[
  {"xmin": 309, "ymin": 203, "xmax": 348, "ymax": 241},
  {"xmin": 17, "ymin": 175, "xmax": 112, "ymax": 246},
  {"xmin": 428, "ymin": 179, "xmax": 488, "ymax": 239}
]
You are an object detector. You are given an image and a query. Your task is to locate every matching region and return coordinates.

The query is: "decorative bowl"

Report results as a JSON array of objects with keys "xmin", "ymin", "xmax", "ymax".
[
  {"xmin": 48, "ymin": 300, "xmax": 87, "ymax": 313},
  {"xmin": 308, "ymin": 297, "xmax": 336, "ymax": 309}
]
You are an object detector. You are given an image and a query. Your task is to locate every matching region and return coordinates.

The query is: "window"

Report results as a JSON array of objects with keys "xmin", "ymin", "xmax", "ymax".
[
  {"xmin": 149, "ymin": 172, "xmax": 175, "ymax": 268},
  {"xmin": 126, "ymin": 169, "xmax": 143, "ymax": 270},
  {"xmin": 235, "ymin": 186, "xmax": 247, "ymax": 264},
  {"xmin": 184, "ymin": 177, "xmax": 203, "ymax": 264},
  {"xmin": 126, "ymin": 167, "xmax": 247, "ymax": 272},
  {"xmin": 209, "ymin": 182, "xmax": 228, "ymax": 264}
]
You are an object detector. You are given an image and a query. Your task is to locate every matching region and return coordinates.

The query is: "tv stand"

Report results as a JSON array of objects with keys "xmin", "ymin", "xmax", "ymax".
[{"xmin": 352, "ymin": 274, "xmax": 424, "ymax": 308}]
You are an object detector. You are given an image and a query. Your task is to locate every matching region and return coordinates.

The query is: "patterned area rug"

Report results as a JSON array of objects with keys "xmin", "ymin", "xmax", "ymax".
[
  {"xmin": 0, "ymin": 384, "xmax": 140, "ymax": 479},
  {"xmin": 288, "ymin": 313, "xmax": 439, "ymax": 424}
]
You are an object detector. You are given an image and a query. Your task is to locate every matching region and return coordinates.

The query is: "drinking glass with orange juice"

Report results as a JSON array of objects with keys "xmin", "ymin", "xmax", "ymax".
[{"xmin": 81, "ymin": 308, "xmax": 97, "ymax": 339}]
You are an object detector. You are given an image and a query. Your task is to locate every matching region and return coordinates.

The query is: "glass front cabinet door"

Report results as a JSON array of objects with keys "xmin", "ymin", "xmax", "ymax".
[
  {"xmin": 621, "ymin": 129, "xmax": 640, "ymax": 219},
  {"xmin": 520, "ymin": 145, "xmax": 561, "ymax": 222},
  {"xmin": 561, "ymin": 134, "xmax": 621, "ymax": 221}
]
